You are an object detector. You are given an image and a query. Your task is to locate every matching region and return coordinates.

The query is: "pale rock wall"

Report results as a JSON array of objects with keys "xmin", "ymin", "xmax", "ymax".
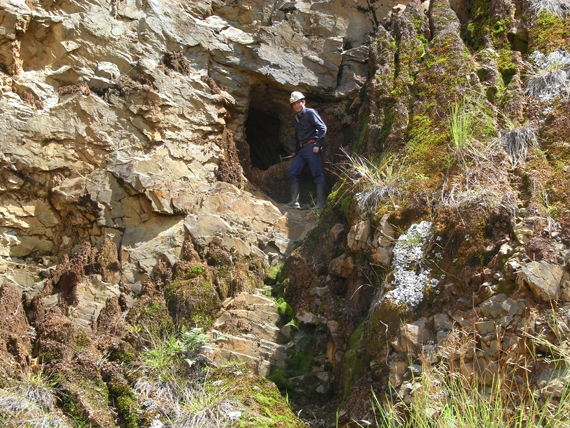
[{"xmin": 0, "ymin": 0, "xmax": 409, "ymax": 293}]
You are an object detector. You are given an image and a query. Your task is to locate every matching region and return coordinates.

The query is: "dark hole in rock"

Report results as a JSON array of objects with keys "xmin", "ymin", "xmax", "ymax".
[
  {"xmin": 245, "ymin": 108, "xmax": 288, "ymax": 170},
  {"xmin": 508, "ymin": 32, "xmax": 528, "ymax": 54}
]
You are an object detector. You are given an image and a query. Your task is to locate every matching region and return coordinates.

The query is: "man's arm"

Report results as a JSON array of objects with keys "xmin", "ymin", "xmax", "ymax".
[{"xmin": 309, "ymin": 110, "xmax": 327, "ymax": 148}]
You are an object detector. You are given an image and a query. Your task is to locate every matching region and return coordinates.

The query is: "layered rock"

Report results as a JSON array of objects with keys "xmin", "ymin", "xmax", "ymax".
[
  {"xmin": 0, "ymin": 0, "xmax": 400, "ymax": 295},
  {"xmin": 210, "ymin": 292, "xmax": 289, "ymax": 377}
]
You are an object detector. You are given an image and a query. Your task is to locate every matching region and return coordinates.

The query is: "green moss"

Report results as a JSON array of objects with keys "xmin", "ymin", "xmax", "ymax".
[
  {"xmin": 264, "ymin": 264, "xmax": 282, "ymax": 286},
  {"xmin": 465, "ymin": 0, "xmax": 510, "ymax": 51},
  {"xmin": 56, "ymin": 374, "xmax": 113, "ymax": 428},
  {"xmin": 60, "ymin": 394, "xmax": 90, "ymax": 427},
  {"xmin": 275, "ymin": 297, "xmax": 293, "ymax": 318},
  {"xmin": 75, "ymin": 331, "xmax": 89, "ymax": 350},
  {"xmin": 414, "ymin": 38, "xmax": 473, "ymax": 105},
  {"xmin": 529, "ymin": 12, "xmax": 570, "ymax": 54},
  {"xmin": 186, "ymin": 264, "xmax": 206, "ymax": 278},
  {"xmin": 109, "ymin": 341, "xmax": 137, "ymax": 363},
  {"xmin": 403, "ymin": 113, "xmax": 452, "ymax": 194},
  {"xmin": 353, "ymin": 115, "xmax": 370, "ymax": 153},
  {"xmin": 165, "ymin": 272, "xmax": 220, "ymax": 330},
  {"xmin": 340, "ymin": 321, "xmax": 368, "ymax": 401},
  {"xmin": 268, "ymin": 349, "xmax": 321, "ymax": 403},
  {"xmin": 376, "ymin": 102, "xmax": 397, "ymax": 146},
  {"xmin": 208, "ymin": 364, "xmax": 304, "ymax": 427},
  {"xmin": 107, "ymin": 378, "xmax": 139, "ymax": 428},
  {"xmin": 327, "ymin": 179, "xmax": 353, "ymax": 222}
]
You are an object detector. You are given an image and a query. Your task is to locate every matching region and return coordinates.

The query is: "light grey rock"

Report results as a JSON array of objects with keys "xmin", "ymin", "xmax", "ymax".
[
  {"xmin": 475, "ymin": 320, "xmax": 496, "ymax": 335},
  {"xmin": 400, "ymin": 317, "xmax": 431, "ymax": 354},
  {"xmin": 517, "ymin": 261, "xmax": 564, "ymax": 302}
]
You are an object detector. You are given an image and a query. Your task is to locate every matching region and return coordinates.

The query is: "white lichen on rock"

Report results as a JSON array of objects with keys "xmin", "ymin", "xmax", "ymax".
[{"xmin": 384, "ymin": 221, "xmax": 435, "ymax": 308}]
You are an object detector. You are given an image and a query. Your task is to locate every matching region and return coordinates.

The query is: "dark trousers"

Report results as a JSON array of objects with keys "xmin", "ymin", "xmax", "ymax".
[{"xmin": 287, "ymin": 143, "xmax": 325, "ymax": 184}]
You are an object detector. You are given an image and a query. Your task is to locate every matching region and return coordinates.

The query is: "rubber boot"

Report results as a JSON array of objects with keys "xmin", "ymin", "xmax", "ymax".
[
  {"xmin": 311, "ymin": 183, "xmax": 326, "ymax": 210},
  {"xmin": 285, "ymin": 182, "xmax": 301, "ymax": 208}
]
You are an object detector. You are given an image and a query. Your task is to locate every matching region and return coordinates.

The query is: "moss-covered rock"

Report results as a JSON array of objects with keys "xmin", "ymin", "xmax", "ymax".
[
  {"xmin": 528, "ymin": 11, "xmax": 570, "ymax": 54},
  {"xmin": 34, "ymin": 309, "xmax": 93, "ymax": 363},
  {"xmin": 164, "ymin": 263, "xmax": 220, "ymax": 330},
  {"xmin": 209, "ymin": 364, "xmax": 305, "ymax": 427},
  {"xmin": 126, "ymin": 294, "xmax": 174, "ymax": 341},
  {"xmin": 102, "ymin": 363, "xmax": 139, "ymax": 428},
  {"xmin": 49, "ymin": 360, "xmax": 116, "ymax": 428}
]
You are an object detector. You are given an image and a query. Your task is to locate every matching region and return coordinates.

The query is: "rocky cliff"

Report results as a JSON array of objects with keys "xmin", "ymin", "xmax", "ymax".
[{"xmin": 1, "ymin": 0, "xmax": 570, "ymax": 426}]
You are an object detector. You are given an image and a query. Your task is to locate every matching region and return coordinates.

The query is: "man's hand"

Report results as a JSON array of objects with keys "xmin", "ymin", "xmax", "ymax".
[{"xmin": 312, "ymin": 146, "xmax": 320, "ymax": 153}]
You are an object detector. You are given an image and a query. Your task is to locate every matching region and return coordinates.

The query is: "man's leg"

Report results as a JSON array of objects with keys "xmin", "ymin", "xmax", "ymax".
[
  {"xmin": 307, "ymin": 150, "xmax": 326, "ymax": 210},
  {"xmin": 286, "ymin": 155, "xmax": 306, "ymax": 208}
]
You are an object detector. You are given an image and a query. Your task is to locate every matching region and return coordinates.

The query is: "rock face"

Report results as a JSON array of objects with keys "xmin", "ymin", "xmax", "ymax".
[
  {"xmin": 279, "ymin": 0, "xmax": 570, "ymax": 422},
  {"xmin": 0, "ymin": 0, "xmax": 396, "ymax": 293},
  {"xmin": 2, "ymin": 0, "xmax": 570, "ymax": 426},
  {"xmin": 0, "ymin": 0, "xmax": 412, "ymax": 425}
]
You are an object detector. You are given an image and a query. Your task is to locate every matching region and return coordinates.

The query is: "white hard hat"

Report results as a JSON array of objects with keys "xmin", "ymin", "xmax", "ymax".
[{"xmin": 289, "ymin": 91, "xmax": 305, "ymax": 104}]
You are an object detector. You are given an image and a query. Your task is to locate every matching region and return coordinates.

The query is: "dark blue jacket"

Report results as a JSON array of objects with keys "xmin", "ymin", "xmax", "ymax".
[{"xmin": 294, "ymin": 107, "xmax": 327, "ymax": 154}]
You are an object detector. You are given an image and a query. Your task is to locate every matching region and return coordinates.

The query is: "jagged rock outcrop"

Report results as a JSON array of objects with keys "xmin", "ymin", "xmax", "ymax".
[
  {"xmin": 1, "ymin": 0, "xmax": 417, "ymax": 424},
  {"xmin": 0, "ymin": 0, "xmax": 391, "ymax": 293},
  {"xmin": 279, "ymin": 0, "xmax": 570, "ymax": 423},
  {"xmin": 2, "ymin": 0, "xmax": 570, "ymax": 425}
]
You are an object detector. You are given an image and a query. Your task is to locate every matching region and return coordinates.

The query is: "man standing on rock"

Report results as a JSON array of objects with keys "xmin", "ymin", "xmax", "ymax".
[{"xmin": 285, "ymin": 91, "xmax": 327, "ymax": 210}]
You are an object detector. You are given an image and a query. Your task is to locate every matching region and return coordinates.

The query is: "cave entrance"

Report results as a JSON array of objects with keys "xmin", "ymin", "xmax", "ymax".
[
  {"xmin": 243, "ymin": 85, "xmax": 325, "ymax": 205},
  {"xmin": 245, "ymin": 108, "xmax": 286, "ymax": 170}
]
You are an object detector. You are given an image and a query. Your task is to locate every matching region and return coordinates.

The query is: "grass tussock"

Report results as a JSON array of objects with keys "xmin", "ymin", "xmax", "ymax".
[
  {"xmin": 141, "ymin": 327, "xmax": 211, "ymax": 373},
  {"xmin": 525, "ymin": 50, "xmax": 570, "ymax": 101},
  {"xmin": 0, "ymin": 367, "xmax": 71, "ymax": 428},
  {"xmin": 134, "ymin": 378, "xmax": 240, "ymax": 427},
  {"xmin": 448, "ymin": 98, "xmax": 473, "ymax": 151},
  {"xmin": 501, "ymin": 127, "xmax": 539, "ymax": 168},
  {"xmin": 528, "ymin": 0, "xmax": 570, "ymax": 18},
  {"xmin": 133, "ymin": 327, "xmax": 301, "ymax": 427},
  {"xmin": 446, "ymin": 95, "xmax": 499, "ymax": 165},
  {"xmin": 338, "ymin": 147, "xmax": 406, "ymax": 212}
]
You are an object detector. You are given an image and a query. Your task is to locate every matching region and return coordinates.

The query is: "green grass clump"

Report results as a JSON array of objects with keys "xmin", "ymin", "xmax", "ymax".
[{"xmin": 141, "ymin": 327, "xmax": 211, "ymax": 380}]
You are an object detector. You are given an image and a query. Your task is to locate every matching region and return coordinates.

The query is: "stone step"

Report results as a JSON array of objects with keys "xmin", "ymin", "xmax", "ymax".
[
  {"xmin": 213, "ymin": 318, "xmax": 285, "ymax": 343},
  {"xmin": 212, "ymin": 332, "xmax": 290, "ymax": 364},
  {"xmin": 210, "ymin": 292, "xmax": 290, "ymax": 377},
  {"xmin": 214, "ymin": 308, "xmax": 280, "ymax": 325},
  {"xmin": 222, "ymin": 293, "xmax": 278, "ymax": 312},
  {"xmin": 211, "ymin": 348, "xmax": 272, "ymax": 377}
]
